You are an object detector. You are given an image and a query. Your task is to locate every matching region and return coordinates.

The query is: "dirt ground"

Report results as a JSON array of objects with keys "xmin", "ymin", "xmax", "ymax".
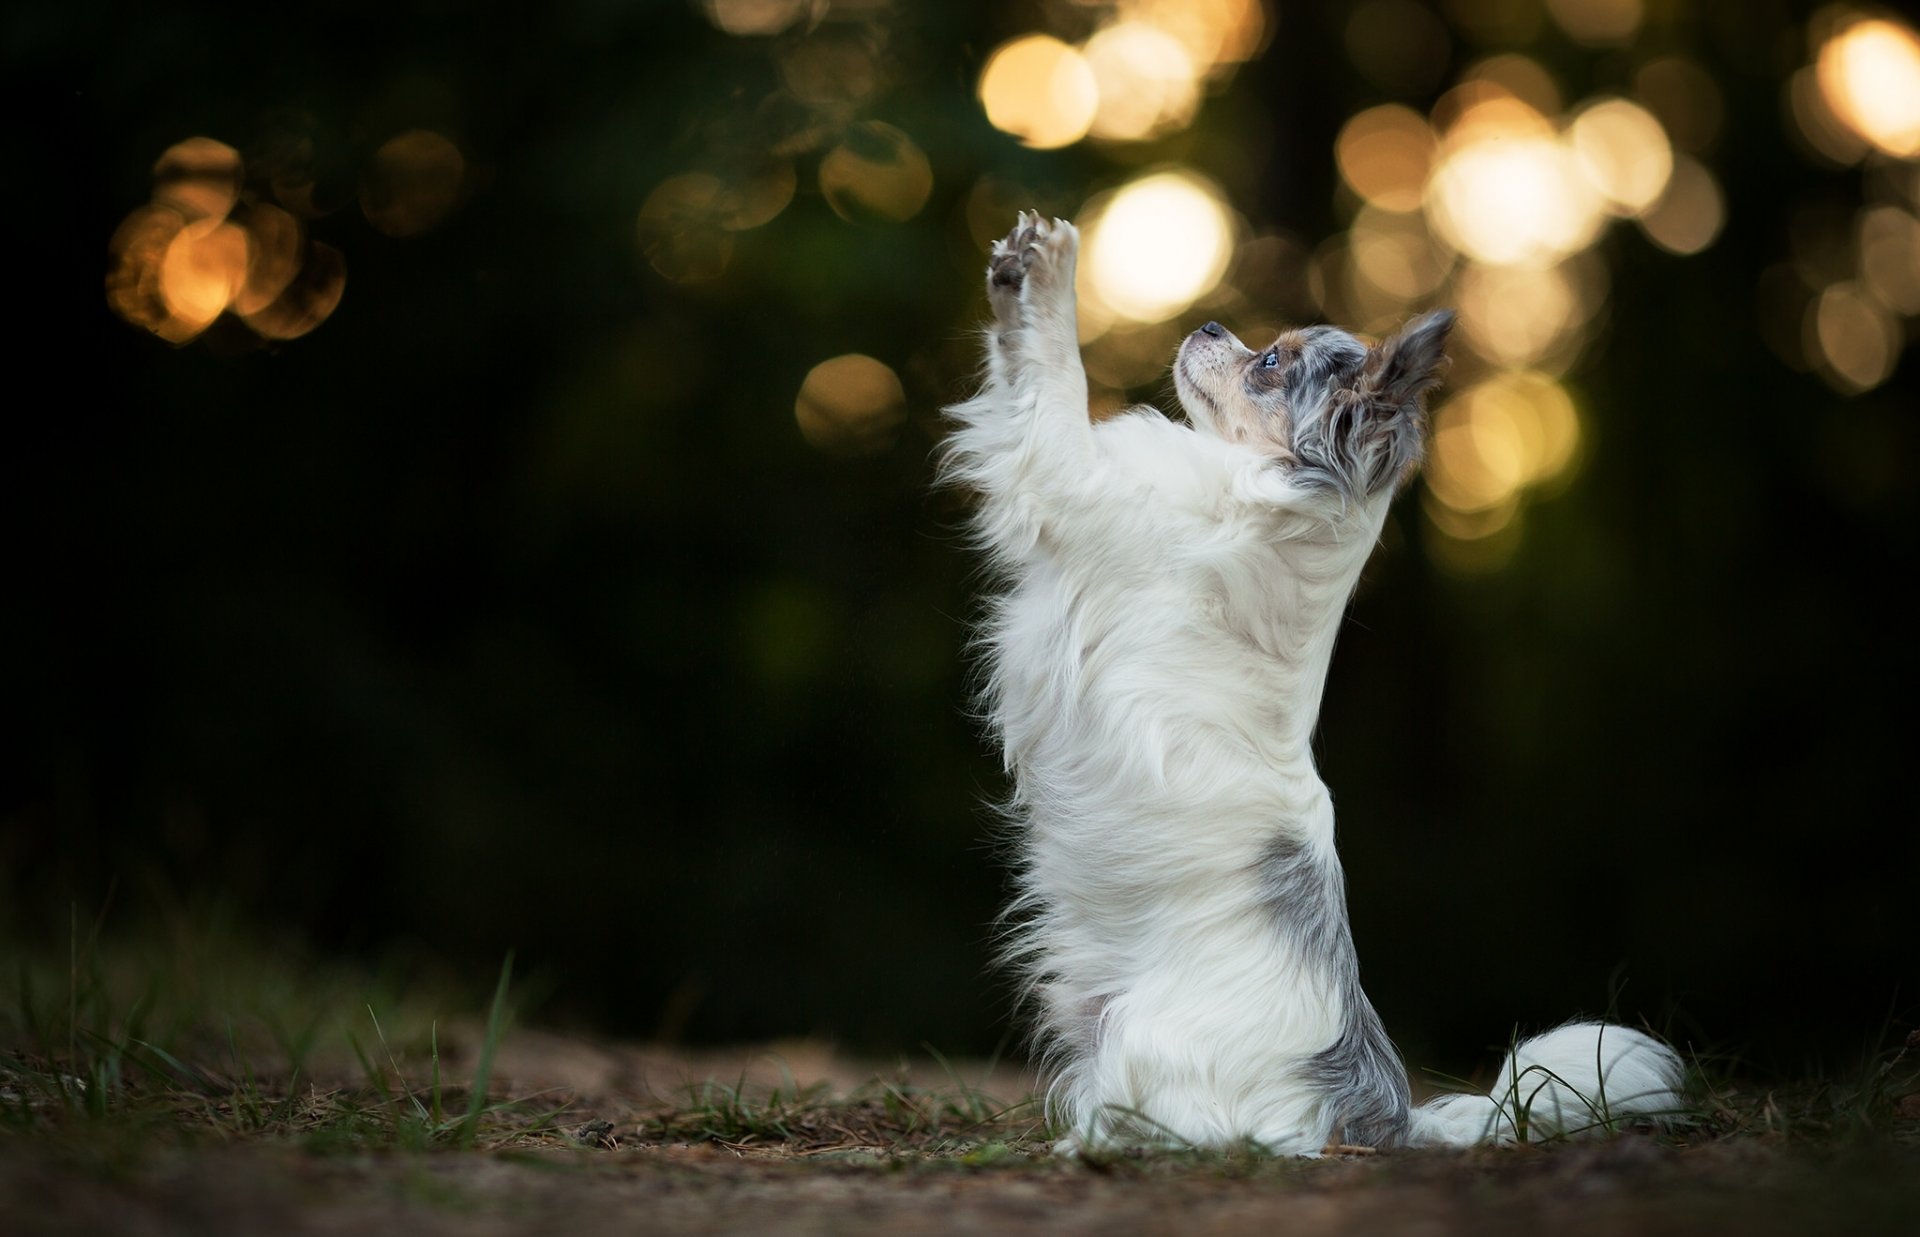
[{"xmin": 4, "ymin": 1033, "xmax": 1916, "ymax": 1236}]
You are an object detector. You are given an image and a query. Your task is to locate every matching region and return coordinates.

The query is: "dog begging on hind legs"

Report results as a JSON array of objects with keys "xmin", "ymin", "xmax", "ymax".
[{"xmin": 941, "ymin": 213, "xmax": 1686, "ymax": 1155}]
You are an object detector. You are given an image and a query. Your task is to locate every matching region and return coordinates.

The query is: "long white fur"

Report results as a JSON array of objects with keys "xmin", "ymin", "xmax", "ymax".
[{"xmin": 942, "ymin": 214, "xmax": 1685, "ymax": 1154}]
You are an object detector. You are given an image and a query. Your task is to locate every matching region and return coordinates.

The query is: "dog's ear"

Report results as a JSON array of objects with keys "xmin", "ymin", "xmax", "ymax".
[{"xmin": 1357, "ymin": 309, "xmax": 1454, "ymax": 410}]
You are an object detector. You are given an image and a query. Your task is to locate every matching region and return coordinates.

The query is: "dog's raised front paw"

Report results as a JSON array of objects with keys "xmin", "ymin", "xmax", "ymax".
[
  {"xmin": 989, "ymin": 212, "xmax": 1042, "ymax": 294},
  {"xmin": 988, "ymin": 212, "xmax": 1078, "ymax": 326}
]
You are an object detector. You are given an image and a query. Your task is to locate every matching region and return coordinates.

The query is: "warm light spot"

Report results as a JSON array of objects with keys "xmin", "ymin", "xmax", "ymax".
[
  {"xmin": 818, "ymin": 122, "xmax": 932, "ymax": 223},
  {"xmin": 1809, "ymin": 281, "xmax": 1900, "ymax": 393},
  {"xmin": 1422, "ymin": 489, "xmax": 1525, "ymax": 572},
  {"xmin": 1080, "ymin": 169, "xmax": 1236, "ymax": 325},
  {"xmin": 1083, "ymin": 21, "xmax": 1202, "ymax": 142},
  {"xmin": 1635, "ymin": 154, "xmax": 1725, "ymax": 255},
  {"xmin": 1454, "ymin": 260, "xmax": 1598, "ymax": 369},
  {"xmin": 1120, "ymin": 0, "xmax": 1268, "ymax": 75},
  {"xmin": 1427, "ymin": 415, "xmax": 1529, "ymax": 514},
  {"xmin": 106, "ymin": 205, "xmax": 187, "ymax": 338},
  {"xmin": 1426, "ymin": 371, "xmax": 1581, "ymax": 514},
  {"xmin": 1460, "ymin": 55, "xmax": 1563, "ymax": 119},
  {"xmin": 231, "ymin": 204, "xmax": 304, "ymax": 317},
  {"xmin": 1544, "ymin": 0, "xmax": 1643, "ymax": 46},
  {"xmin": 1569, "ymin": 98, "xmax": 1673, "ymax": 216},
  {"xmin": 240, "ymin": 241, "xmax": 347, "ymax": 341},
  {"xmin": 978, "ymin": 35, "xmax": 1099, "ymax": 150},
  {"xmin": 241, "ymin": 242, "xmax": 347, "ymax": 339},
  {"xmin": 1348, "ymin": 206, "xmax": 1452, "ymax": 302},
  {"xmin": 721, "ymin": 161, "xmax": 797, "ymax": 231},
  {"xmin": 700, "ymin": 0, "xmax": 810, "ymax": 37},
  {"xmin": 152, "ymin": 137, "xmax": 242, "ymax": 222},
  {"xmin": 1335, "ymin": 105, "xmax": 1437, "ymax": 214},
  {"xmin": 638, "ymin": 173, "xmax": 735, "ymax": 282},
  {"xmin": 1815, "ymin": 14, "xmax": 1920, "ymax": 158},
  {"xmin": 1789, "ymin": 65, "xmax": 1871, "ymax": 164},
  {"xmin": 1858, "ymin": 204, "xmax": 1920, "ymax": 314},
  {"xmin": 1426, "ymin": 117, "xmax": 1604, "ymax": 267},
  {"xmin": 1440, "ymin": 86, "xmax": 1557, "ymax": 146},
  {"xmin": 1424, "ymin": 487, "xmax": 1522, "ymax": 543},
  {"xmin": 360, "ymin": 131, "xmax": 464, "ymax": 238},
  {"xmin": 794, "ymin": 354, "xmax": 907, "ymax": 456},
  {"xmin": 159, "ymin": 219, "xmax": 250, "ymax": 339}
]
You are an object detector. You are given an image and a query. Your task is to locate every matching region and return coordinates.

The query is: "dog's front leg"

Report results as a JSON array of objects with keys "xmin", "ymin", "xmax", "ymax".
[{"xmin": 982, "ymin": 213, "xmax": 1094, "ymax": 488}]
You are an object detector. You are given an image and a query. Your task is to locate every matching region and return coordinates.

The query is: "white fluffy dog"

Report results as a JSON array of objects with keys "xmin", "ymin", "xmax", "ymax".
[{"xmin": 943, "ymin": 214, "xmax": 1684, "ymax": 1154}]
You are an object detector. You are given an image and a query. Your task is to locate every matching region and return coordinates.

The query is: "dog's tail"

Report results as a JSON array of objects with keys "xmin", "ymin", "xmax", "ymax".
[{"xmin": 1404, "ymin": 1021, "xmax": 1688, "ymax": 1146}]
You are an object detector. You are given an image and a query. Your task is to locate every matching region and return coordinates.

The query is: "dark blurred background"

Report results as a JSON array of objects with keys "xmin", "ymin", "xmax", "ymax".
[{"xmin": 3, "ymin": 0, "xmax": 1915, "ymax": 1074}]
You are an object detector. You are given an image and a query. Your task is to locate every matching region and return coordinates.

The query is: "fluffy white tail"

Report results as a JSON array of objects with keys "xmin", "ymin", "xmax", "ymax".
[{"xmin": 1408, "ymin": 1022, "xmax": 1688, "ymax": 1146}]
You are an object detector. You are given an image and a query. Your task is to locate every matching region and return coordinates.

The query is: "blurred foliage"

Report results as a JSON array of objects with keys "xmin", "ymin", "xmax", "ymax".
[{"xmin": 2, "ymin": 0, "xmax": 1915, "ymax": 1069}]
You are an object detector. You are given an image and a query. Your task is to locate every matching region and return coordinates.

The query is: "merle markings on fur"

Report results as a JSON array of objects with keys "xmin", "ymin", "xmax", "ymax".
[{"xmin": 941, "ymin": 213, "xmax": 1685, "ymax": 1154}]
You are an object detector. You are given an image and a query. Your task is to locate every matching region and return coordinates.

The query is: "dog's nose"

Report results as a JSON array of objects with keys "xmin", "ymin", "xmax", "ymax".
[{"xmin": 1199, "ymin": 321, "xmax": 1223, "ymax": 337}]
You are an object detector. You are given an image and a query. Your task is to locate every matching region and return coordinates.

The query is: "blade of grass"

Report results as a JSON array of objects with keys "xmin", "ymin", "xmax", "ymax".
[{"xmin": 455, "ymin": 952, "xmax": 514, "ymax": 1149}]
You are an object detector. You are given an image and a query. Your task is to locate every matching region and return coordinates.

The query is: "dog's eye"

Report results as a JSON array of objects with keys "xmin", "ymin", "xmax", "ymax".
[{"xmin": 1260, "ymin": 349, "xmax": 1279, "ymax": 368}]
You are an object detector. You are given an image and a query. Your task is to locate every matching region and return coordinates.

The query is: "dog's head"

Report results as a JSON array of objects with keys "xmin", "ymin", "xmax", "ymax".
[{"xmin": 1172, "ymin": 310, "xmax": 1455, "ymax": 504}]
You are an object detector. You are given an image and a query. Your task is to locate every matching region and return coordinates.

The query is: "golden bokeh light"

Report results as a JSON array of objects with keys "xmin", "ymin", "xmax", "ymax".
[
  {"xmin": 1335, "ymin": 105, "xmax": 1437, "ymax": 214},
  {"xmin": 1635, "ymin": 154, "xmax": 1726, "ymax": 255},
  {"xmin": 1858, "ymin": 204, "xmax": 1920, "ymax": 314},
  {"xmin": 360, "ymin": 130, "xmax": 465, "ymax": 238},
  {"xmin": 241, "ymin": 241, "xmax": 347, "ymax": 341},
  {"xmin": 1428, "ymin": 413, "xmax": 1529, "ymax": 517},
  {"xmin": 1079, "ymin": 169, "xmax": 1236, "ymax": 326},
  {"xmin": 637, "ymin": 173, "xmax": 735, "ymax": 282},
  {"xmin": 110, "ymin": 137, "xmax": 352, "ymax": 345},
  {"xmin": 700, "ymin": 0, "xmax": 812, "ymax": 37},
  {"xmin": 1120, "ymin": 0, "xmax": 1268, "ymax": 77},
  {"xmin": 1815, "ymin": 13, "xmax": 1920, "ymax": 159},
  {"xmin": 1458, "ymin": 55, "xmax": 1562, "ymax": 119},
  {"xmin": 1544, "ymin": 0, "xmax": 1643, "ymax": 46},
  {"xmin": 1809, "ymin": 280, "xmax": 1900, "ymax": 392},
  {"xmin": 152, "ymin": 137, "xmax": 242, "ymax": 223},
  {"xmin": 1083, "ymin": 21, "xmax": 1202, "ymax": 142},
  {"xmin": 794, "ymin": 354, "xmax": 907, "ymax": 456},
  {"xmin": 1568, "ymin": 97, "xmax": 1673, "ymax": 216},
  {"xmin": 107, "ymin": 205, "xmax": 189, "ymax": 340},
  {"xmin": 158, "ymin": 219, "xmax": 250, "ymax": 339},
  {"xmin": 721, "ymin": 161, "xmax": 797, "ymax": 231},
  {"xmin": 1425, "ymin": 371, "xmax": 1581, "ymax": 516},
  {"xmin": 978, "ymin": 35, "xmax": 1099, "ymax": 151},
  {"xmin": 819, "ymin": 122, "xmax": 933, "ymax": 223},
  {"xmin": 230, "ymin": 204, "xmax": 304, "ymax": 317},
  {"xmin": 1426, "ymin": 111, "xmax": 1605, "ymax": 267},
  {"xmin": 1454, "ymin": 259, "xmax": 1600, "ymax": 370},
  {"xmin": 1348, "ymin": 205, "xmax": 1453, "ymax": 303},
  {"xmin": 1422, "ymin": 488, "xmax": 1525, "ymax": 571},
  {"xmin": 1789, "ymin": 65, "xmax": 1871, "ymax": 164}
]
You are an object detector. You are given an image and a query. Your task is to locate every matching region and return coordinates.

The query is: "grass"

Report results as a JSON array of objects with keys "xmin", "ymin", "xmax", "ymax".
[
  {"xmin": 0, "ymin": 906, "xmax": 560, "ymax": 1155},
  {"xmin": 1, "ymin": 905, "xmax": 1914, "ymax": 1184}
]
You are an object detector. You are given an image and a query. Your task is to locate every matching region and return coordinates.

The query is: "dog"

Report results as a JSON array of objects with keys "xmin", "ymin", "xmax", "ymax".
[{"xmin": 942, "ymin": 213, "xmax": 1685, "ymax": 1154}]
